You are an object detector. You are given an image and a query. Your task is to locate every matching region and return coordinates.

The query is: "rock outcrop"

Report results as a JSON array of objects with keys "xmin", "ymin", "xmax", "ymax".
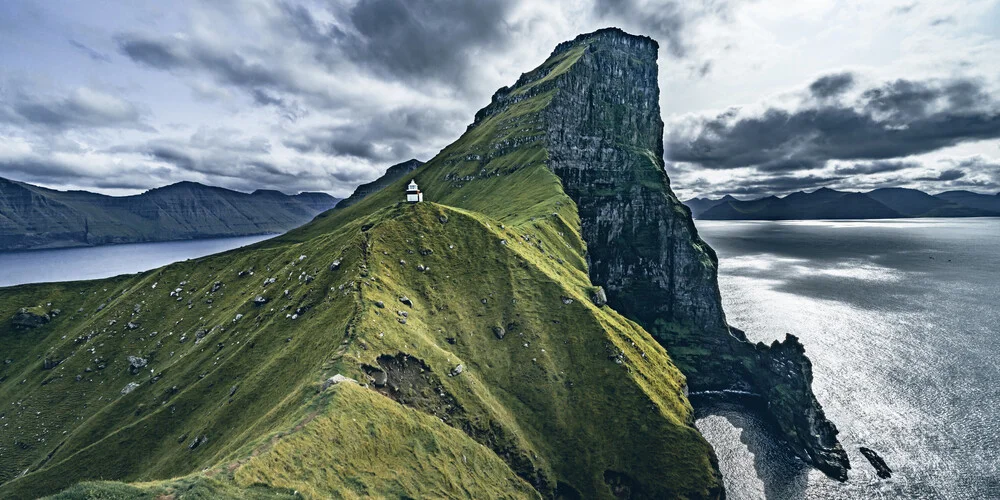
[
  {"xmin": 536, "ymin": 28, "xmax": 849, "ymax": 479},
  {"xmin": 11, "ymin": 308, "xmax": 50, "ymax": 329}
]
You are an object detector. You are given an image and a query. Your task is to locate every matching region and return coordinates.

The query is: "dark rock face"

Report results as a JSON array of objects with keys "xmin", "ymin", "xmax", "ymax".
[
  {"xmin": 540, "ymin": 28, "xmax": 849, "ymax": 479},
  {"xmin": 859, "ymin": 447, "xmax": 892, "ymax": 478},
  {"xmin": 11, "ymin": 308, "xmax": 50, "ymax": 329}
]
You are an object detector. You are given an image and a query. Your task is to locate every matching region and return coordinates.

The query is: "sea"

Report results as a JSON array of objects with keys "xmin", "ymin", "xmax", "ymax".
[
  {"xmin": 0, "ymin": 221, "xmax": 997, "ymax": 498},
  {"xmin": 0, "ymin": 235, "xmax": 272, "ymax": 288},
  {"xmin": 694, "ymin": 218, "xmax": 1000, "ymax": 499}
]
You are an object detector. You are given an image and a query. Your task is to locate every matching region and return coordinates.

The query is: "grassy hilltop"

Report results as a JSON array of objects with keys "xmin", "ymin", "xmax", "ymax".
[{"xmin": 0, "ymin": 30, "xmax": 724, "ymax": 499}]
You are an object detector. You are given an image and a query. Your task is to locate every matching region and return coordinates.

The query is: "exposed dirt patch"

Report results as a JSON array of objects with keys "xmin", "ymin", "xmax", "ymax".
[{"xmin": 362, "ymin": 353, "xmax": 462, "ymax": 424}]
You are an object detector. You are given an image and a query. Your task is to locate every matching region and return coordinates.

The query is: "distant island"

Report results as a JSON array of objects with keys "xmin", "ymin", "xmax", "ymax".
[
  {"xmin": 0, "ymin": 177, "xmax": 341, "ymax": 251},
  {"xmin": 685, "ymin": 187, "xmax": 1000, "ymax": 220}
]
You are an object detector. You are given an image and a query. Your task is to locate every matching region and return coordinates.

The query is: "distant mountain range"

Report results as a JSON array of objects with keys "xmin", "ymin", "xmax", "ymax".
[
  {"xmin": 685, "ymin": 188, "xmax": 1000, "ymax": 220},
  {"xmin": 0, "ymin": 177, "xmax": 340, "ymax": 251}
]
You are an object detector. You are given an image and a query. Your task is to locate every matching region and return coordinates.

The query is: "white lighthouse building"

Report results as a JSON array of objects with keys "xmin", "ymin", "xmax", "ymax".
[{"xmin": 406, "ymin": 179, "xmax": 423, "ymax": 203}]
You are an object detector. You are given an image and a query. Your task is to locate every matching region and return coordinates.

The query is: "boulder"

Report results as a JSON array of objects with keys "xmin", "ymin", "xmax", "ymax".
[
  {"xmin": 591, "ymin": 287, "xmax": 608, "ymax": 307},
  {"xmin": 322, "ymin": 374, "xmax": 358, "ymax": 390},
  {"xmin": 450, "ymin": 364, "xmax": 465, "ymax": 376},
  {"xmin": 253, "ymin": 295, "xmax": 268, "ymax": 306},
  {"xmin": 11, "ymin": 308, "xmax": 50, "ymax": 329},
  {"xmin": 370, "ymin": 369, "xmax": 388, "ymax": 387},
  {"xmin": 399, "ymin": 296, "xmax": 413, "ymax": 307},
  {"xmin": 492, "ymin": 326, "xmax": 506, "ymax": 339},
  {"xmin": 128, "ymin": 356, "xmax": 148, "ymax": 375}
]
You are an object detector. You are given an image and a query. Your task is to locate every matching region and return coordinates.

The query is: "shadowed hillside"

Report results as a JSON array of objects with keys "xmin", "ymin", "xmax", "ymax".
[{"xmin": 0, "ymin": 178, "xmax": 340, "ymax": 251}]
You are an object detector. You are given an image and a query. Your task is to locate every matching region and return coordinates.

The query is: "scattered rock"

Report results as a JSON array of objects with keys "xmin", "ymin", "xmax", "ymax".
[
  {"xmin": 42, "ymin": 358, "xmax": 60, "ymax": 370},
  {"xmin": 416, "ymin": 264, "xmax": 426, "ymax": 272},
  {"xmin": 188, "ymin": 435, "xmax": 208, "ymax": 450},
  {"xmin": 127, "ymin": 322, "xmax": 139, "ymax": 330},
  {"xmin": 211, "ymin": 281, "xmax": 223, "ymax": 293},
  {"xmin": 234, "ymin": 313, "xmax": 243, "ymax": 322},
  {"xmin": 399, "ymin": 296, "xmax": 413, "ymax": 307},
  {"xmin": 591, "ymin": 287, "xmax": 608, "ymax": 307},
  {"xmin": 329, "ymin": 260, "xmax": 341, "ymax": 271},
  {"xmin": 127, "ymin": 356, "xmax": 148, "ymax": 374},
  {"xmin": 561, "ymin": 296, "xmax": 574, "ymax": 305},
  {"xmin": 860, "ymin": 447, "xmax": 892, "ymax": 479},
  {"xmin": 121, "ymin": 382, "xmax": 140, "ymax": 395},
  {"xmin": 445, "ymin": 337, "xmax": 457, "ymax": 344},
  {"xmin": 419, "ymin": 248, "xmax": 433, "ymax": 256},
  {"xmin": 11, "ymin": 308, "xmax": 50, "ymax": 329},
  {"xmin": 253, "ymin": 295, "xmax": 268, "ymax": 306},
  {"xmin": 492, "ymin": 326, "xmax": 506, "ymax": 339},
  {"xmin": 450, "ymin": 364, "xmax": 464, "ymax": 376},
  {"xmin": 322, "ymin": 374, "xmax": 358, "ymax": 390},
  {"xmin": 369, "ymin": 369, "xmax": 388, "ymax": 387},
  {"xmin": 374, "ymin": 300, "xmax": 385, "ymax": 308},
  {"xmin": 438, "ymin": 215, "xmax": 449, "ymax": 224}
]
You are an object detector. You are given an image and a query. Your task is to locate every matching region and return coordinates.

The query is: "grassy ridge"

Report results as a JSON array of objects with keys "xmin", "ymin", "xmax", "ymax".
[{"xmin": 1, "ymin": 31, "xmax": 723, "ymax": 499}]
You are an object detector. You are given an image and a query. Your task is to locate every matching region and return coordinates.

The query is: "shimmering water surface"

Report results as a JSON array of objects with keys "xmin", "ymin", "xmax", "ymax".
[
  {"xmin": 694, "ymin": 218, "xmax": 1000, "ymax": 499},
  {"xmin": 0, "ymin": 235, "xmax": 272, "ymax": 288}
]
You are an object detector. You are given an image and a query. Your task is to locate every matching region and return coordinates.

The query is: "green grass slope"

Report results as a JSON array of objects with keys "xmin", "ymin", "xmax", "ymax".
[{"xmin": 0, "ymin": 31, "xmax": 724, "ymax": 499}]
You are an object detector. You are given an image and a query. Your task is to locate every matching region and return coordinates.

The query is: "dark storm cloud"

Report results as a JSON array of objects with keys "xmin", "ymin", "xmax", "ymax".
[
  {"xmin": 0, "ymin": 83, "xmax": 146, "ymax": 130},
  {"xmin": 916, "ymin": 168, "xmax": 966, "ymax": 181},
  {"xmin": 0, "ymin": 155, "xmax": 172, "ymax": 191},
  {"xmin": 593, "ymin": 0, "xmax": 698, "ymax": 58},
  {"xmin": 337, "ymin": 0, "xmax": 513, "ymax": 83},
  {"xmin": 667, "ymin": 73, "xmax": 1000, "ymax": 171},
  {"xmin": 724, "ymin": 174, "xmax": 846, "ymax": 197},
  {"xmin": 283, "ymin": 106, "xmax": 458, "ymax": 162},
  {"xmin": 833, "ymin": 160, "xmax": 920, "ymax": 175},
  {"xmin": 148, "ymin": 145, "xmax": 196, "ymax": 171},
  {"xmin": 116, "ymin": 0, "xmax": 516, "ymax": 109},
  {"xmin": 809, "ymin": 72, "xmax": 854, "ymax": 98}
]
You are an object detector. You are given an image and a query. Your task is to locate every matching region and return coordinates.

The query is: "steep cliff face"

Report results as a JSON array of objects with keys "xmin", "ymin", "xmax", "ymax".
[
  {"xmin": 0, "ymin": 178, "xmax": 340, "ymax": 251},
  {"xmin": 537, "ymin": 28, "xmax": 850, "ymax": 479}
]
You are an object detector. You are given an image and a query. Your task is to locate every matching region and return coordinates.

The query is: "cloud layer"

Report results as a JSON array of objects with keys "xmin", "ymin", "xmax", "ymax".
[{"xmin": 1, "ymin": 0, "xmax": 998, "ymax": 199}]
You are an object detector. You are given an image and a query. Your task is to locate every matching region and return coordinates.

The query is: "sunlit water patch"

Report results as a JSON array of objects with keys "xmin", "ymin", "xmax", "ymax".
[{"xmin": 694, "ymin": 218, "xmax": 1000, "ymax": 499}]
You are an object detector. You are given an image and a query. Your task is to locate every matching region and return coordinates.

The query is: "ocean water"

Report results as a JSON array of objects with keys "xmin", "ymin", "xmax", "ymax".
[
  {"xmin": 0, "ymin": 235, "xmax": 273, "ymax": 288},
  {"xmin": 694, "ymin": 218, "xmax": 1000, "ymax": 499}
]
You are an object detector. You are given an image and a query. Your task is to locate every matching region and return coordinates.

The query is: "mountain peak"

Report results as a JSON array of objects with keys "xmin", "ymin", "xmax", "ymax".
[{"xmin": 549, "ymin": 27, "xmax": 657, "ymax": 57}]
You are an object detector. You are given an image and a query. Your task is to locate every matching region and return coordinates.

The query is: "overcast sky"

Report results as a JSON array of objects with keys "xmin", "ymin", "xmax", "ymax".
[{"xmin": 2, "ymin": 0, "xmax": 999, "ymax": 199}]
